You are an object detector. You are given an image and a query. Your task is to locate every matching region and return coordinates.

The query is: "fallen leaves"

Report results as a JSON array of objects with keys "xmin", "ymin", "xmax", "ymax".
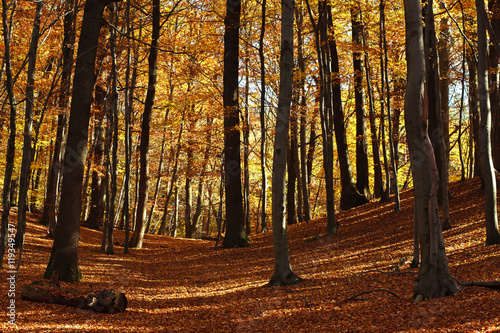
[{"xmin": 0, "ymin": 177, "xmax": 499, "ymax": 332}]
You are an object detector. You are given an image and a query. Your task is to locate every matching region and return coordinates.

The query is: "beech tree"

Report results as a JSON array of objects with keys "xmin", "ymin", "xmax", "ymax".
[
  {"xmin": 403, "ymin": 0, "xmax": 458, "ymax": 301},
  {"xmin": 222, "ymin": 0, "xmax": 249, "ymax": 248},
  {"xmin": 129, "ymin": 0, "xmax": 161, "ymax": 249},
  {"xmin": 269, "ymin": 0, "xmax": 300, "ymax": 287},
  {"xmin": 476, "ymin": 0, "xmax": 500, "ymax": 245},
  {"xmin": 44, "ymin": 0, "xmax": 117, "ymax": 282}
]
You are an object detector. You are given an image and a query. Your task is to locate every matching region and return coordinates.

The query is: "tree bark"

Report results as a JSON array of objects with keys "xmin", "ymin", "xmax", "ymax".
[
  {"xmin": 259, "ymin": 0, "xmax": 268, "ymax": 232},
  {"xmin": 476, "ymin": 0, "xmax": 500, "ymax": 245},
  {"xmin": 269, "ymin": 0, "xmax": 300, "ymax": 287},
  {"xmin": 0, "ymin": 0, "xmax": 18, "ymax": 268},
  {"xmin": 328, "ymin": 4, "xmax": 368, "ymax": 211},
  {"xmin": 424, "ymin": 1, "xmax": 450, "ymax": 229},
  {"xmin": 222, "ymin": 0, "xmax": 249, "ymax": 248},
  {"xmin": 44, "ymin": 0, "xmax": 117, "ymax": 282},
  {"xmin": 403, "ymin": 0, "xmax": 458, "ymax": 301},
  {"xmin": 129, "ymin": 0, "xmax": 160, "ymax": 249},
  {"xmin": 15, "ymin": 1, "xmax": 43, "ymax": 251},
  {"xmin": 40, "ymin": 0, "xmax": 75, "ymax": 235},
  {"xmin": 351, "ymin": 4, "xmax": 370, "ymax": 199}
]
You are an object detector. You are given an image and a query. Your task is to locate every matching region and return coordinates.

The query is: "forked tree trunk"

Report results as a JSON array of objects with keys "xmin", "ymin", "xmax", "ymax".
[
  {"xmin": 403, "ymin": 0, "xmax": 458, "ymax": 301},
  {"xmin": 269, "ymin": 0, "xmax": 300, "ymax": 287}
]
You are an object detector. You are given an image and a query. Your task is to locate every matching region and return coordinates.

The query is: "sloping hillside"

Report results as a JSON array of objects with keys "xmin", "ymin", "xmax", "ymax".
[{"xmin": 1, "ymin": 177, "xmax": 499, "ymax": 332}]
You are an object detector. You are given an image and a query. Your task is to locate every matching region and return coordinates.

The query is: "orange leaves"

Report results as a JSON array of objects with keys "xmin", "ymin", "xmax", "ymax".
[{"xmin": 1, "ymin": 177, "xmax": 499, "ymax": 332}]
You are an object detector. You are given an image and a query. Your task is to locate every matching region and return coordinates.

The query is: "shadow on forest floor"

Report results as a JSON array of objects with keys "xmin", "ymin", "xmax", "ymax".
[{"xmin": 1, "ymin": 177, "xmax": 499, "ymax": 332}]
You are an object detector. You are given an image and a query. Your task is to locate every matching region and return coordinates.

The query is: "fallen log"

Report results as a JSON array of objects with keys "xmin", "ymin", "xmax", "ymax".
[{"xmin": 21, "ymin": 284, "xmax": 127, "ymax": 314}]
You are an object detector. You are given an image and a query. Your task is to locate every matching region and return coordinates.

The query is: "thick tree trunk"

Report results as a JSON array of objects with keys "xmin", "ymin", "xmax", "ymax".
[
  {"xmin": 269, "ymin": 0, "xmax": 300, "ymax": 287},
  {"xmin": 44, "ymin": 0, "xmax": 116, "ymax": 282},
  {"xmin": 403, "ymin": 0, "xmax": 458, "ymax": 301},
  {"xmin": 476, "ymin": 0, "xmax": 500, "ymax": 245},
  {"xmin": 222, "ymin": 0, "xmax": 249, "ymax": 248}
]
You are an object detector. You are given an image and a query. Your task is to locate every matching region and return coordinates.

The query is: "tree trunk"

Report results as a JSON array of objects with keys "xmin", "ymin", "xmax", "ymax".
[
  {"xmin": 351, "ymin": 4, "xmax": 370, "ymax": 199},
  {"xmin": 296, "ymin": 1, "xmax": 312, "ymax": 221},
  {"xmin": 381, "ymin": 0, "xmax": 400, "ymax": 212},
  {"xmin": 15, "ymin": 1, "xmax": 43, "ymax": 251},
  {"xmin": 85, "ymin": 99, "xmax": 106, "ymax": 231},
  {"xmin": 222, "ymin": 0, "xmax": 249, "ymax": 248},
  {"xmin": 44, "ymin": 0, "xmax": 116, "ymax": 282},
  {"xmin": 424, "ymin": 1, "xmax": 450, "ymax": 229},
  {"xmin": 129, "ymin": 0, "xmax": 160, "ymax": 249},
  {"xmin": 259, "ymin": 0, "xmax": 268, "ymax": 233},
  {"xmin": 269, "ymin": 0, "xmax": 300, "ymax": 287},
  {"xmin": 403, "ymin": 0, "xmax": 458, "ymax": 301},
  {"xmin": 0, "ymin": 0, "xmax": 18, "ymax": 268},
  {"xmin": 40, "ymin": 0, "xmax": 75, "ymax": 234},
  {"xmin": 328, "ymin": 4, "xmax": 368, "ymax": 211},
  {"xmin": 489, "ymin": 0, "xmax": 500, "ymax": 172},
  {"xmin": 362, "ymin": 28, "xmax": 384, "ymax": 199},
  {"xmin": 476, "ymin": 0, "xmax": 500, "ymax": 245}
]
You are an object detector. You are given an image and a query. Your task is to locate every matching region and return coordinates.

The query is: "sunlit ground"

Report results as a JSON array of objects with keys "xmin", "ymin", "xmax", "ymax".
[{"xmin": 1, "ymin": 177, "xmax": 499, "ymax": 332}]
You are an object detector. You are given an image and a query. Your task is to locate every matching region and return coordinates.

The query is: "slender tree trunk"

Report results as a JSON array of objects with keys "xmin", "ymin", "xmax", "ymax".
[
  {"xmin": 476, "ymin": 0, "xmax": 500, "ymax": 245},
  {"xmin": 489, "ymin": 0, "xmax": 500, "ymax": 172},
  {"xmin": 259, "ymin": 0, "xmax": 268, "ymax": 233},
  {"xmin": 0, "ymin": 0, "xmax": 18, "ymax": 268},
  {"xmin": 104, "ymin": 3, "xmax": 119, "ymax": 254},
  {"xmin": 328, "ymin": 4, "xmax": 368, "ymax": 211},
  {"xmin": 243, "ymin": 56, "xmax": 251, "ymax": 235},
  {"xmin": 381, "ymin": 0, "xmax": 400, "ymax": 212},
  {"xmin": 296, "ymin": 1, "xmax": 311, "ymax": 221},
  {"xmin": 362, "ymin": 27, "xmax": 384, "ymax": 199},
  {"xmin": 45, "ymin": 0, "xmax": 117, "ymax": 282},
  {"xmin": 222, "ymin": 0, "xmax": 249, "ymax": 248},
  {"xmin": 403, "ymin": 0, "xmax": 458, "ymax": 301},
  {"xmin": 84, "ymin": 95, "xmax": 106, "ymax": 231},
  {"xmin": 14, "ymin": 2, "xmax": 43, "ymax": 253},
  {"xmin": 308, "ymin": 0, "xmax": 338, "ymax": 235},
  {"xmin": 351, "ymin": 4, "xmax": 370, "ymax": 199},
  {"xmin": 129, "ymin": 0, "xmax": 160, "ymax": 249},
  {"xmin": 40, "ymin": 0, "xmax": 75, "ymax": 234},
  {"xmin": 269, "ymin": 0, "xmax": 300, "ymax": 287},
  {"xmin": 146, "ymin": 137, "xmax": 165, "ymax": 234},
  {"xmin": 424, "ymin": 1, "xmax": 450, "ymax": 229},
  {"xmin": 159, "ymin": 122, "xmax": 183, "ymax": 236}
]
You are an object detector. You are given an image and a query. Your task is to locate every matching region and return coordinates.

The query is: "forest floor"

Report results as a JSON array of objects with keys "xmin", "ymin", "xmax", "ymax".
[{"xmin": 1, "ymin": 177, "xmax": 500, "ymax": 332}]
